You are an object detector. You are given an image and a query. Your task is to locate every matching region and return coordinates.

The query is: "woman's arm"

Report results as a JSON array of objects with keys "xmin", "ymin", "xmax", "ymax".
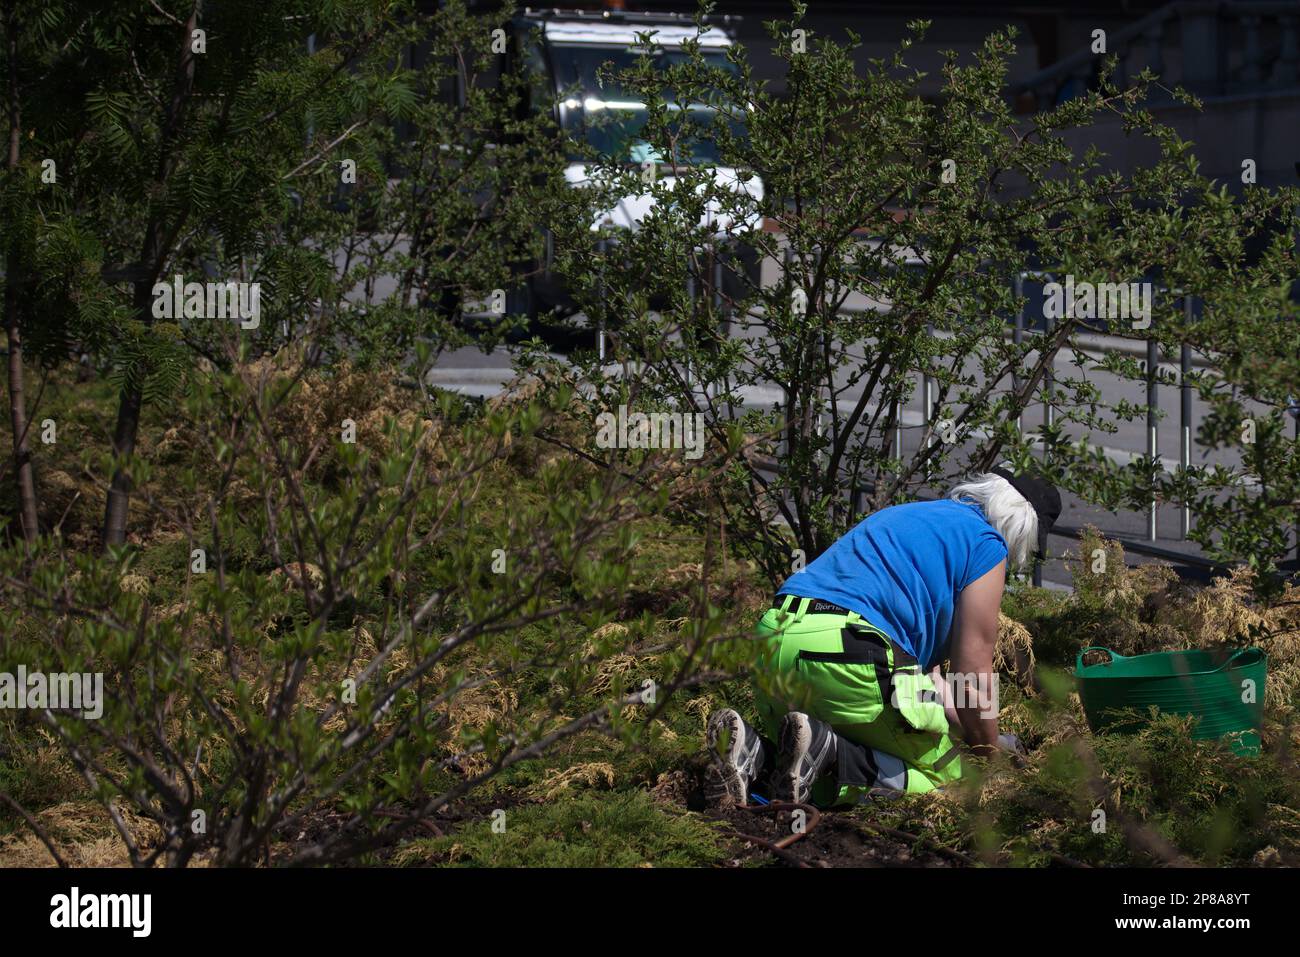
[
  {"xmin": 929, "ymin": 663, "xmax": 961, "ymax": 737},
  {"xmin": 947, "ymin": 560, "xmax": 1006, "ymax": 755}
]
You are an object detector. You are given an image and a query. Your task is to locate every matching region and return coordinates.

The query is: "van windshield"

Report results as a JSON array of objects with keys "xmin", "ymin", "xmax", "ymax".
[{"xmin": 548, "ymin": 43, "xmax": 744, "ymax": 165}]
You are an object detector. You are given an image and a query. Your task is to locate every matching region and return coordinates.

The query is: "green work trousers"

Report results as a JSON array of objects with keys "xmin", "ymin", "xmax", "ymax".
[{"xmin": 752, "ymin": 595, "xmax": 963, "ymax": 805}]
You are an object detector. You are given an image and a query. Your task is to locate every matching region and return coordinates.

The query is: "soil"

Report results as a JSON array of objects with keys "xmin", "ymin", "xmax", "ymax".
[
  {"xmin": 710, "ymin": 803, "xmax": 962, "ymax": 868},
  {"xmin": 676, "ymin": 758, "xmax": 966, "ymax": 868}
]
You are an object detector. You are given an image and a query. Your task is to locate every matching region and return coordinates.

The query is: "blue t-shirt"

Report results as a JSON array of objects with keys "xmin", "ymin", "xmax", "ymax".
[{"xmin": 777, "ymin": 499, "xmax": 1008, "ymax": 670}]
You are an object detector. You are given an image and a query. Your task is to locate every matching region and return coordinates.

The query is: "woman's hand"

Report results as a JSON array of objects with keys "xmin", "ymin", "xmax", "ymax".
[{"xmin": 997, "ymin": 732, "xmax": 1025, "ymax": 755}]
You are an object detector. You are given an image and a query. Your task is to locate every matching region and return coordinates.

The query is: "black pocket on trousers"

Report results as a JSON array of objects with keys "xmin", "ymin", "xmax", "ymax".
[{"xmin": 796, "ymin": 622, "xmax": 891, "ymax": 665}]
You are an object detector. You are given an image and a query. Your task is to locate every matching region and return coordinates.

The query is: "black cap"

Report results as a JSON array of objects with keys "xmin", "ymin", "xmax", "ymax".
[{"xmin": 992, "ymin": 466, "xmax": 1062, "ymax": 535}]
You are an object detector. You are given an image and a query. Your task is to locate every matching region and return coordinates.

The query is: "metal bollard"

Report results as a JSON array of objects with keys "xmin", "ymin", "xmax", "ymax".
[
  {"xmin": 1043, "ymin": 307, "xmax": 1055, "ymax": 462},
  {"xmin": 1013, "ymin": 273, "xmax": 1024, "ymax": 435},
  {"xmin": 596, "ymin": 237, "xmax": 607, "ymax": 362},
  {"xmin": 1033, "ymin": 527, "xmax": 1046, "ymax": 587},
  {"xmin": 711, "ymin": 247, "xmax": 725, "ymax": 402},
  {"xmin": 1180, "ymin": 296, "xmax": 1194, "ymax": 539},
  {"xmin": 1147, "ymin": 334, "xmax": 1158, "ymax": 541},
  {"xmin": 685, "ymin": 266, "xmax": 696, "ymax": 389}
]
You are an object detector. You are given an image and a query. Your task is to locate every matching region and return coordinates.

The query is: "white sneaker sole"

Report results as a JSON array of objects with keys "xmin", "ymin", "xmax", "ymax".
[
  {"xmin": 777, "ymin": 712, "xmax": 818, "ymax": 804},
  {"xmin": 705, "ymin": 709, "xmax": 750, "ymax": 806}
]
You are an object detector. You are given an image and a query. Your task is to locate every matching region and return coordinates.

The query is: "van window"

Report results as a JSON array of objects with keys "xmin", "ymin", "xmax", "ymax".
[{"xmin": 547, "ymin": 43, "xmax": 744, "ymax": 165}]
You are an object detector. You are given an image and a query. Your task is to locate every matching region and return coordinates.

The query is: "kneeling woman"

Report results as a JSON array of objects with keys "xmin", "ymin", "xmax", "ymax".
[{"xmin": 707, "ymin": 468, "xmax": 1060, "ymax": 805}]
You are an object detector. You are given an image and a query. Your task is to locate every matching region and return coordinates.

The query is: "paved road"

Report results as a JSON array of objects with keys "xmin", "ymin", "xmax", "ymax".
[
  {"xmin": 343, "ymin": 233, "xmax": 1297, "ymax": 588},
  {"xmin": 425, "ymin": 324, "xmax": 1298, "ymax": 590}
]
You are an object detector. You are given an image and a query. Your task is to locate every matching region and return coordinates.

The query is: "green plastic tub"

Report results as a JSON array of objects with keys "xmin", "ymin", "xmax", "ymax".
[{"xmin": 1075, "ymin": 646, "xmax": 1267, "ymax": 756}]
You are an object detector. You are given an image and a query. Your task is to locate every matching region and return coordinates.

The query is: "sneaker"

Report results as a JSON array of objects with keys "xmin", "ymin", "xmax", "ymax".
[
  {"xmin": 705, "ymin": 708, "xmax": 768, "ymax": 807},
  {"xmin": 774, "ymin": 711, "xmax": 839, "ymax": 804}
]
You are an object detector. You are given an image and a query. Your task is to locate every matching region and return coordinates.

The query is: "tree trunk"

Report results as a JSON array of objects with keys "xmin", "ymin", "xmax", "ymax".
[
  {"xmin": 4, "ymin": 6, "xmax": 39, "ymax": 541},
  {"xmin": 3, "ymin": 287, "xmax": 37, "ymax": 541},
  {"xmin": 101, "ymin": 2, "xmax": 202, "ymax": 548},
  {"xmin": 101, "ymin": 383, "xmax": 142, "ymax": 547}
]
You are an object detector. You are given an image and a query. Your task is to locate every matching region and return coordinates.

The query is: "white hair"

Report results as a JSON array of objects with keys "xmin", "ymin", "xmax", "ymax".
[{"xmin": 948, "ymin": 472, "xmax": 1039, "ymax": 571}]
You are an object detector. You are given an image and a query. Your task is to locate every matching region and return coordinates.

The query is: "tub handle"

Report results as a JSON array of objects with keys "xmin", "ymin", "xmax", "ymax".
[{"xmin": 1075, "ymin": 646, "xmax": 1120, "ymax": 673}]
